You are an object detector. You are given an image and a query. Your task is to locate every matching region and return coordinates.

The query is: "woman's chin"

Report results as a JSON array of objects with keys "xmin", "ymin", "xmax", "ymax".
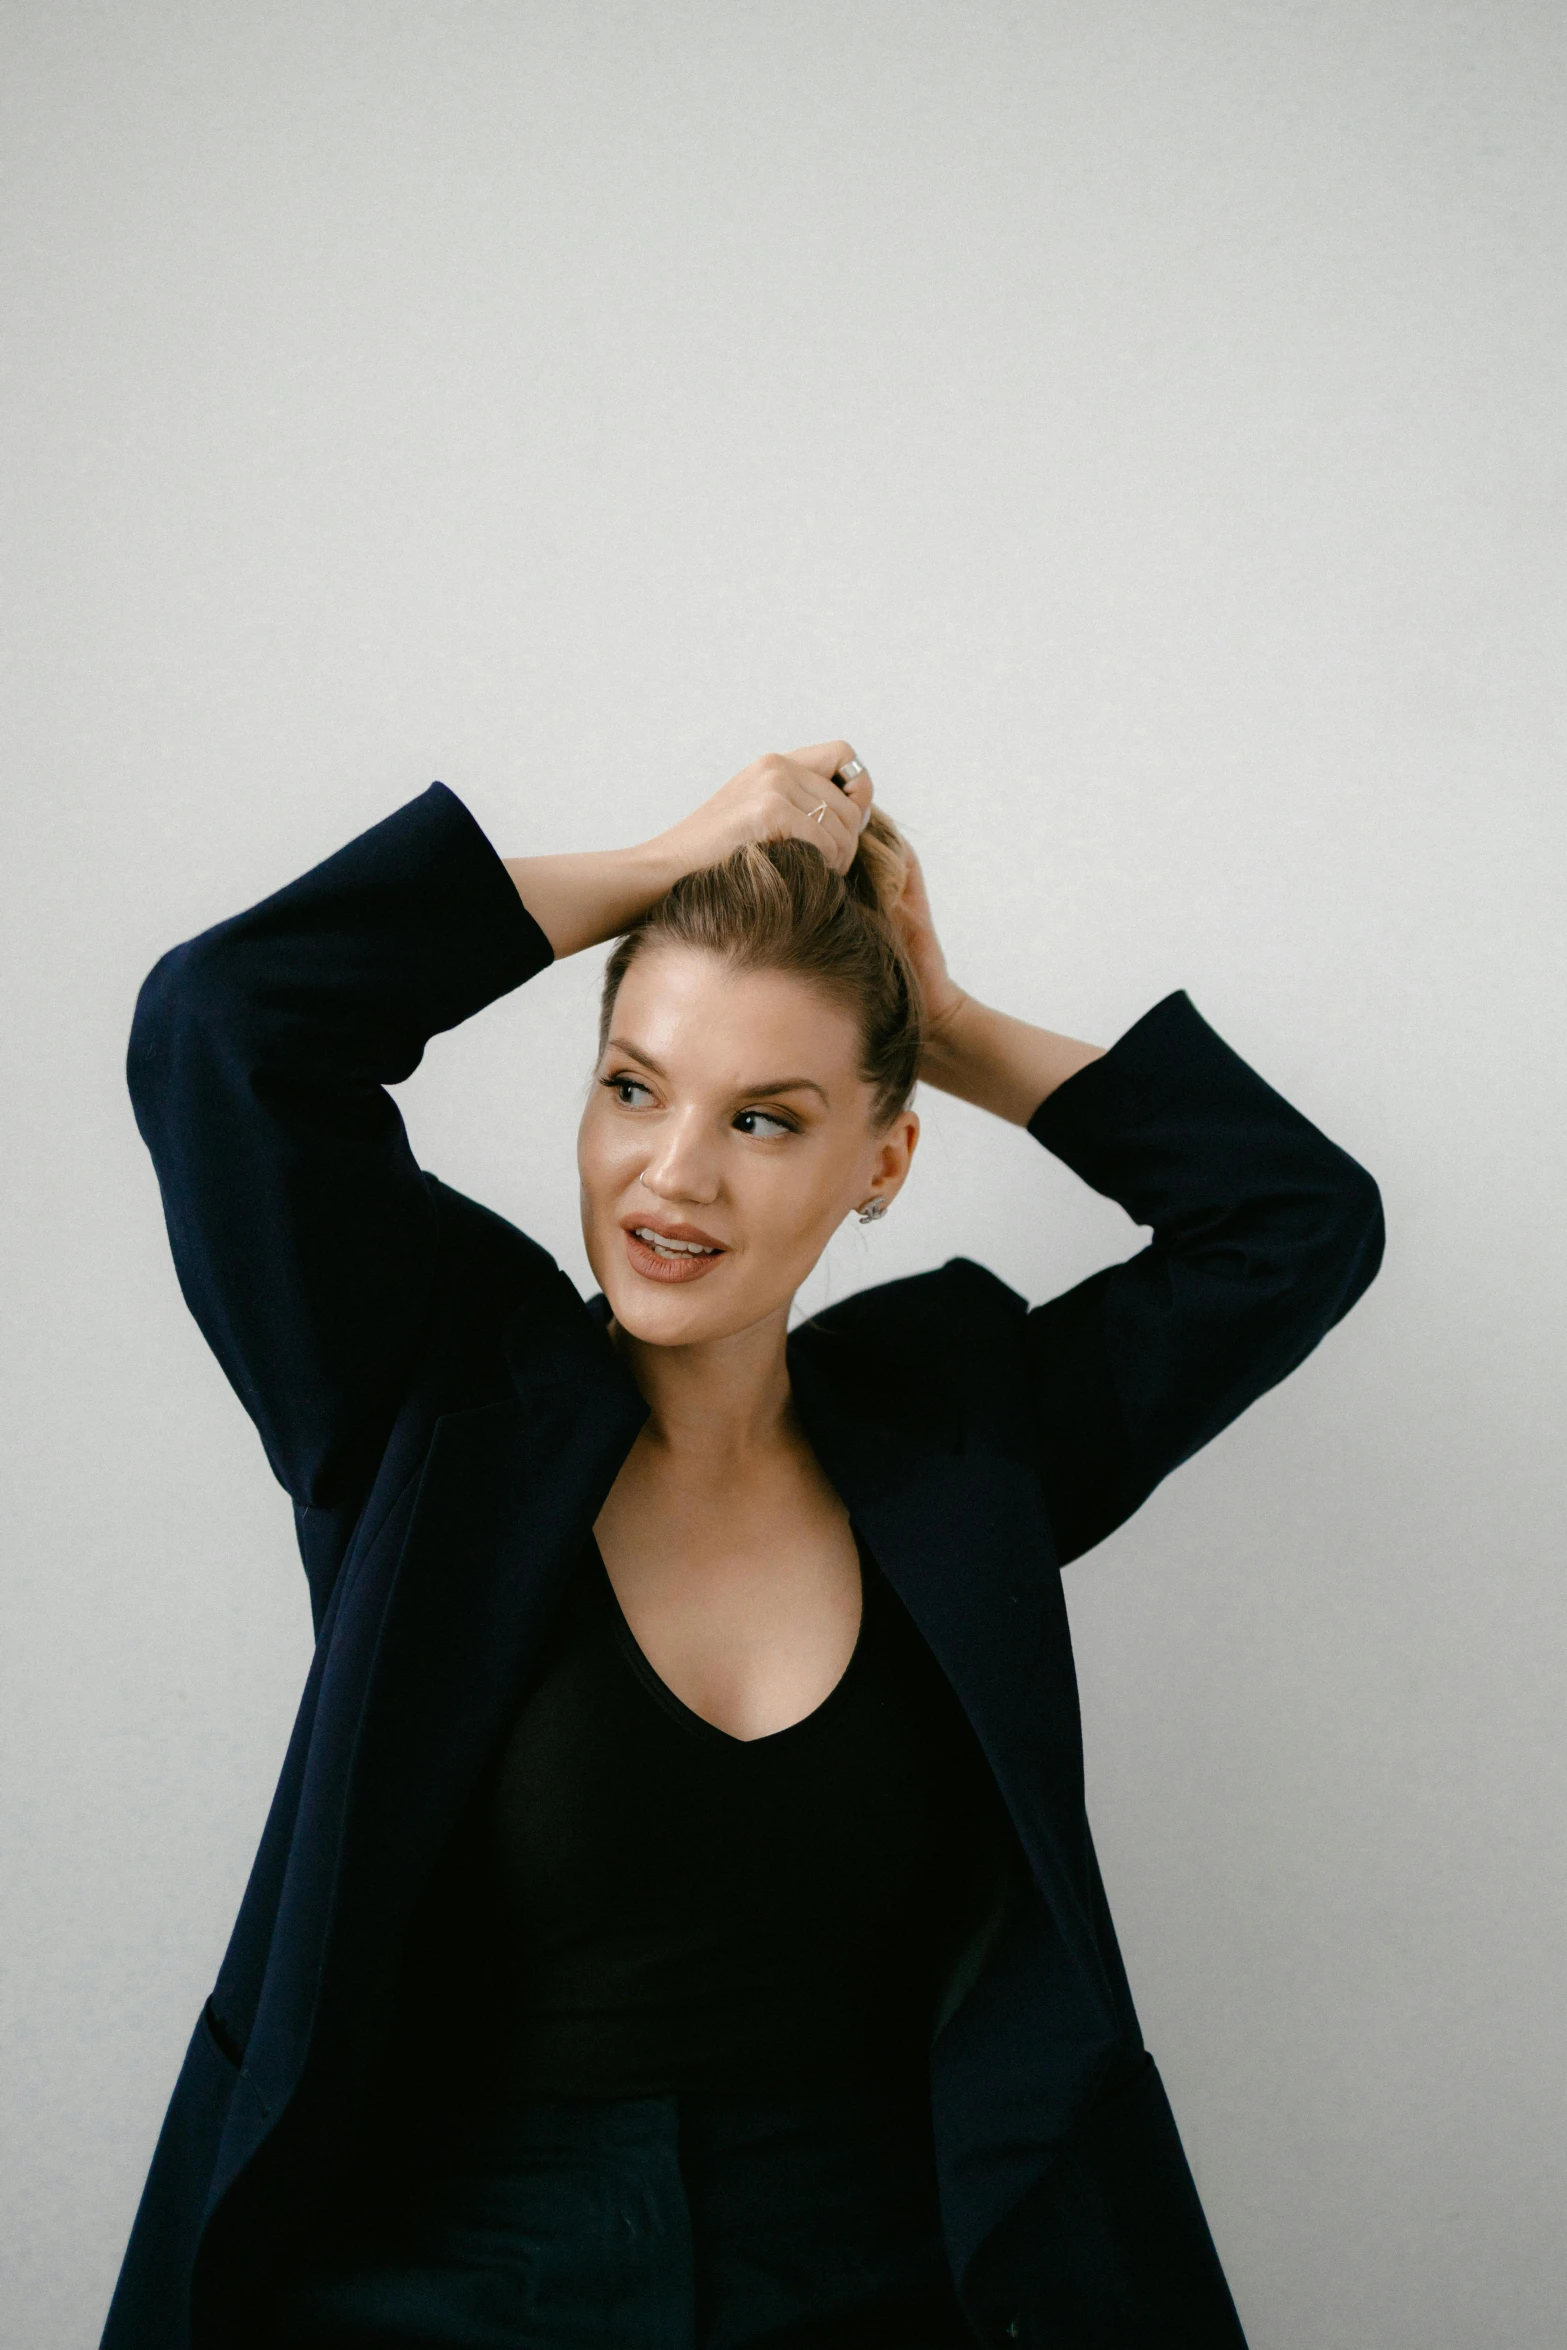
[
  {"xmin": 598, "ymin": 1267, "xmax": 784, "ymax": 1351},
  {"xmin": 604, "ymin": 1282, "xmax": 734, "ymax": 1347}
]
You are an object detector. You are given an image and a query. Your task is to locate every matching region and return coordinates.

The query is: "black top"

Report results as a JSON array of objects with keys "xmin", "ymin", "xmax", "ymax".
[{"xmin": 487, "ymin": 1539, "xmax": 1005, "ymax": 2098}]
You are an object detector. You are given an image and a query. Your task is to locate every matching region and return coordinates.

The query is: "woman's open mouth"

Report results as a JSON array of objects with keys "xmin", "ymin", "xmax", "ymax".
[{"xmin": 621, "ymin": 1222, "xmax": 728, "ymax": 1284}]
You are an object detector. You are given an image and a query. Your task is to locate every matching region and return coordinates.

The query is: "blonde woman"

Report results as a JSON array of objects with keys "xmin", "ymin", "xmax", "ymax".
[{"xmin": 106, "ymin": 745, "xmax": 1382, "ymax": 2349}]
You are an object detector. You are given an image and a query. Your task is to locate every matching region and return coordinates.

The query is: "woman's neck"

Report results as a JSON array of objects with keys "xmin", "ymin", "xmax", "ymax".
[{"xmin": 610, "ymin": 1307, "xmax": 795, "ymax": 1462}]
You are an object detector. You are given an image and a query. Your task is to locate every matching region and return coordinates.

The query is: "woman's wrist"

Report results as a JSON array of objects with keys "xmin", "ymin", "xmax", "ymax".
[
  {"xmin": 920, "ymin": 991, "xmax": 1106, "ymax": 1126},
  {"xmin": 918, "ymin": 990, "xmax": 986, "ymax": 1099},
  {"xmin": 502, "ymin": 836, "xmax": 678, "ymax": 960}
]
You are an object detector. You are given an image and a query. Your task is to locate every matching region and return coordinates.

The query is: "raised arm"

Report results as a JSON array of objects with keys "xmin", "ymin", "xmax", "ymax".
[
  {"xmin": 128, "ymin": 783, "xmax": 553, "ymax": 1512},
  {"xmin": 129, "ymin": 745, "xmax": 880, "ymax": 1517},
  {"xmin": 893, "ymin": 849, "xmax": 1384, "ymax": 1565}
]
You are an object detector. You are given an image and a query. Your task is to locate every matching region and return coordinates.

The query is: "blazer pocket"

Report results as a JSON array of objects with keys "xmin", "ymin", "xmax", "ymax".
[{"xmin": 199, "ymin": 1993, "xmax": 246, "ymax": 2069}]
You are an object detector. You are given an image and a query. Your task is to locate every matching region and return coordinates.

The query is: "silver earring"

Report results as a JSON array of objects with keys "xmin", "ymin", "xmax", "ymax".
[{"xmin": 857, "ymin": 1198, "xmax": 889, "ymax": 1224}]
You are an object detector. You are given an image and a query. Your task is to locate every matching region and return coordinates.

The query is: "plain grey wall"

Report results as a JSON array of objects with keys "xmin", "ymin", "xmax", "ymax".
[{"xmin": 4, "ymin": 4, "xmax": 1564, "ymax": 2344}]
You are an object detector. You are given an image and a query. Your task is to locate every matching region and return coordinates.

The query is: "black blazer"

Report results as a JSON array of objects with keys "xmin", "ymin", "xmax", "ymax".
[{"xmin": 105, "ymin": 783, "xmax": 1383, "ymax": 2350}]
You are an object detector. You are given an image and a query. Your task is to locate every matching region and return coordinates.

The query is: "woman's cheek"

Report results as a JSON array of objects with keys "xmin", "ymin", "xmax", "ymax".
[
  {"xmin": 750, "ymin": 1161, "xmax": 846, "ymax": 1283},
  {"xmin": 578, "ymin": 1114, "xmax": 634, "ymax": 1212}
]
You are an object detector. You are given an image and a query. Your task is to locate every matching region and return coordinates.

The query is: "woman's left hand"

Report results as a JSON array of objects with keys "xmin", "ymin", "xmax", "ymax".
[
  {"xmin": 899, "ymin": 851, "xmax": 1107, "ymax": 1122},
  {"xmin": 887, "ymin": 842, "xmax": 968, "ymax": 1045}
]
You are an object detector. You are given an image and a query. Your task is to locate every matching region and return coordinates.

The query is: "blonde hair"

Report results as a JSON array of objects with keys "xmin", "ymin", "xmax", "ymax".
[{"xmin": 599, "ymin": 809, "xmax": 924, "ymax": 1126}]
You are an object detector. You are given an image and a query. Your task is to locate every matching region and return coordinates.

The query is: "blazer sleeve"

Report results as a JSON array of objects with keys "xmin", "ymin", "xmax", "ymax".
[
  {"xmin": 1020, "ymin": 989, "xmax": 1384, "ymax": 1567},
  {"xmin": 126, "ymin": 782, "xmax": 554, "ymax": 1510}
]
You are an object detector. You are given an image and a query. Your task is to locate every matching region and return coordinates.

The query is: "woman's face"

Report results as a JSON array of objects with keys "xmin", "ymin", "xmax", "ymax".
[{"xmin": 578, "ymin": 943, "xmax": 918, "ymax": 1350}]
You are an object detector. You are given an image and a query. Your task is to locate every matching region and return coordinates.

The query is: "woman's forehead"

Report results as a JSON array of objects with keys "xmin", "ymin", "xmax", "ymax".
[{"xmin": 604, "ymin": 947, "xmax": 864, "ymax": 1085}]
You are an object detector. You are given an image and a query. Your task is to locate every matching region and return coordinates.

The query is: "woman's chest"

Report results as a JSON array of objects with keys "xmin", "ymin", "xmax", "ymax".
[{"xmin": 592, "ymin": 1452, "xmax": 865, "ymax": 1742}]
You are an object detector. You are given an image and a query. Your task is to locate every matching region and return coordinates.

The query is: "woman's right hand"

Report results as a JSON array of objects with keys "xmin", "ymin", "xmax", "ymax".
[
  {"xmin": 504, "ymin": 743, "xmax": 873, "ymax": 959},
  {"xmin": 656, "ymin": 743, "xmax": 873, "ymax": 882}
]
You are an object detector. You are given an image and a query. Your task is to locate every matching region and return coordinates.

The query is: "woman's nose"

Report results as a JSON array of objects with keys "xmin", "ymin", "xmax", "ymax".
[{"xmin": 641, "ymin": 1115, "xmax": 720, "ymax": 1205}]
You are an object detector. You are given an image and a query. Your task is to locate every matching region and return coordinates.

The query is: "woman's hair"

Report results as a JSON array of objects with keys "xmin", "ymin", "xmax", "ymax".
[{"xmin": 598, "ymin": 808, "xmax": 924, "ymax": 1127}]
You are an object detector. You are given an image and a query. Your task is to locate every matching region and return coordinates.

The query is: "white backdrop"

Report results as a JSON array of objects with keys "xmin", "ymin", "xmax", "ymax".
[{"xmin": 4, "ymin": 6, "xmax": 1564, "ymax": 2345}]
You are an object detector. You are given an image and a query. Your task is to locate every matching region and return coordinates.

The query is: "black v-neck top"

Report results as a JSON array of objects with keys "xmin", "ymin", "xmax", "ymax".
[{"xmin": 486, "ymin": 1540, "xmax": 1003, "ymax": 2098}]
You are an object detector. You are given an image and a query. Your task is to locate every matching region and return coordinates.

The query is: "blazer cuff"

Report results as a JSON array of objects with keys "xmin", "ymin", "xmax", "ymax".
[
  {"xmin": 1025, "ymin": 989, "xmax": 1286, "ymax": 1208},
  {"xmin": 385, "ymin": 780, "xmax": 555, "ymax": 1024}
]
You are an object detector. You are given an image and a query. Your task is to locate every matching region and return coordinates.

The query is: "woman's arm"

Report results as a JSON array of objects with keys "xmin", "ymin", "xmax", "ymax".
[
  {"xmin": 920, "ymin": 996, "xmax": 1106, "ymax": 1125},
  {"xmin": 885, "ymin": 844, "xmax": 1383, "ymax": 1564},
  {"xmin": 886, "ymin": 843, "xmax": 1107, "ymax": 1121},
  {"xmin": 128, "ymin": 784, "xmax": 551, "ymax": 1519},
  {"xmin": 1019, "ymin": 992, "xmax": 1384, "ymax": 1561},
  {"xmin": 129, "ymin": 744, "xmax": 871, "ymax": 1524}
]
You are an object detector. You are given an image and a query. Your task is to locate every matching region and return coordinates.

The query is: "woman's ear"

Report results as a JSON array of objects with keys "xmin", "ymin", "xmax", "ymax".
[{"xmin": 862, "ymin": 1108, "xmax": 919, "ymax": 1215}]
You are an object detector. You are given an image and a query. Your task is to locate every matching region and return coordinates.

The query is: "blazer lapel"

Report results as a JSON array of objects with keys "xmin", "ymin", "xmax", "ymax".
[
  {"xmin": 788, "ymin": 1330, "xmax": 1116, "ymax": 2023},
  {"xmin": 325, "ymin": 1274, "xmax": 648, "ymax": 2037}
]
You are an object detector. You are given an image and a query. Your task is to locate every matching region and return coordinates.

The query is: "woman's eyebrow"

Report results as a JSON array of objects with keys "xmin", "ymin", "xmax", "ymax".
[
  {"xmin": 606, "ymin": 1038, "xmax": 831, "ymax": 1099},
  {"xmin": 737, "ymin": 1075, "xmax": 830, "ymax": 1105},
  {"xmin": 603, "ymin": 1039, "xmax": 828, "ymax": 1106},
  {"xmin": 604, "ymin": 1035, "xmax": 666, "ymax": 1074}
]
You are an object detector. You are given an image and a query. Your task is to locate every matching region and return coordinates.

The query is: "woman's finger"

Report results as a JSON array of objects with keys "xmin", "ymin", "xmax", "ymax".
[
  {"xmin": 817, "ymin": 744, "xmax": 874, "ymax": 836},
  {"xmin": 787, "ymin": 739, "xmax": 858, "ymax": 782},
  {"xmin": 781, "ymin": 766, "xmax": 861, "ymax": 873},
  {"xmin": 782, "ymin": 741, "xmax": 874, "ymax": 841},
  {"xmin": 834, "ymin": 765, "xmax": 873, "ymax": 833}
]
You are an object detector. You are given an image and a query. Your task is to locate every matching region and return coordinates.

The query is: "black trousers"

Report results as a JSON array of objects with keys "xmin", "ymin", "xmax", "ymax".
[{"xmin": 273, "ymin": 2085, "xmax": 976, "ymax": 2348}]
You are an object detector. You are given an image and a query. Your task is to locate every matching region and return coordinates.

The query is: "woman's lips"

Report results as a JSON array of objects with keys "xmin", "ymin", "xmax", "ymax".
[{"xmin": 622, "ymin": 1225, "xmax": 729, "ymax": 1284}]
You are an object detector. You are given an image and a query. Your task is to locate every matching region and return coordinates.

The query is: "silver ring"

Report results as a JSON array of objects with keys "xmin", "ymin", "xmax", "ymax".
[
  {"xmin": 810, "ymin": 800, "xmax": 828, "ymax": 824},
  {"xmin": 835, "ymin": 758, "xmax": 865, "ymax": 787}
]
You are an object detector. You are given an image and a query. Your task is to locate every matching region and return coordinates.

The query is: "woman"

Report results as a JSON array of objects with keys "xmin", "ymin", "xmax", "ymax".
[{"xmin": 105, "ymin": 742, "xmax": 1382, "ymax": 2350}]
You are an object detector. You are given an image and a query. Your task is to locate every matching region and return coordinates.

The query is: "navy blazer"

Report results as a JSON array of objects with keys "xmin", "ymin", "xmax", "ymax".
[{"xmin": 106, "ymin": 783, "xmax": 1383, "ymax": 2350}]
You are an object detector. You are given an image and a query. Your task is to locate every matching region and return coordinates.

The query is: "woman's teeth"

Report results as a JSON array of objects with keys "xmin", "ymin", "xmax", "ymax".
[{"xmin": 633, "ymin": 1228, "xmax": 721, "ymax": 1259}]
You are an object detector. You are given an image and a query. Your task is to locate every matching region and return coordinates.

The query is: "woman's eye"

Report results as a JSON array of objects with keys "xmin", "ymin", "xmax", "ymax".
[
  {"xmin": 604, "ymin": 1076, "xmax": 654, "ymax": 1107},
  {"xmin": 734, "ymin": 1109, "xmax": 795, "ymax": 1138}
]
